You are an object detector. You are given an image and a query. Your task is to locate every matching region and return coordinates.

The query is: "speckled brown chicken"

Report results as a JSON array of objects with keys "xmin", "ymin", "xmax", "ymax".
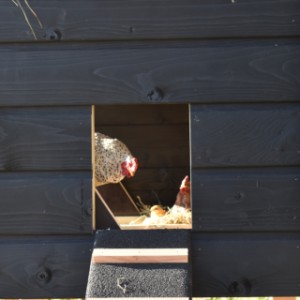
[{"xmin": 94, "ymin": 132, "xmax": 138, "ymax": 186}]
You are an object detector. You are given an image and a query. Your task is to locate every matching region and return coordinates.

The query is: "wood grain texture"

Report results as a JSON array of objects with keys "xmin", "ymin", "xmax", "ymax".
[
  {"xmin": 0, "ymin": 0, "xmax": 299, "ymax": 42},
  {"xmin": 0, "ymin": 172, "xmax": 92, "ymax": 234},
  {"xmin": 192, "ymin": 168, "xmax": 300, "ymax": 231},
  {"xmin": 0, "ymin": 107, "xmax": 91, "ymax": 170},
  {"xmin": 191, "ymin": 104, "xmax": 300, "ymax": 168},
  {"xmin": 92, "ymin": 248, "xmax": 188, "ymax": 264},
  {"xmin": 191, "ymin": 232, "xmax": 300, "ymax": 296},
  {"xmin": 0, "ymin": 40, "xmax": 299, "ymax": 106},
  {"xmin": 0, "ymin": 235, "xmax": 93, "ymax": 298}
]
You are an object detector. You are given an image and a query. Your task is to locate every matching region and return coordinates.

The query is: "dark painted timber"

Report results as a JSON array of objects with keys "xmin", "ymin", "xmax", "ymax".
[
  {"xmin": 0, "ymin": 172, "xmax": 92, "ymax": 234},
  {"xmin": 0, "ymin": 40, "xmax": 299, "ymax": 106},
  {"xmin": 192, "ymin": 167, "xmax": 300, "ymax": 231},
  {"xmin": 191, "ymin": 104, "xmax": 300, "ymax": 168},
  {"xmin": 191, "ymin": 232, "xmax": 300, "ymax": 296},
  {"xmin": 0, "ymin": 0, "xmax": 299, "ymax": 42},
  {"xmin": 0, "ymin": 0, "xmax": 299, "ymax": 297},
  {"xmin": 0, "ymin": 235, "xmax": 93, "ymax": 298},
  {"xmin": 0, "ymin": 107, "xmax": 91, "ymax": 170}
]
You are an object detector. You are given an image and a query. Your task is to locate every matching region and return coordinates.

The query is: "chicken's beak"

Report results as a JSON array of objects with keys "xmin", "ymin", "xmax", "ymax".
[{"xmin": 128, "ymin": 158, "xmax": 138, "ymax": 177}]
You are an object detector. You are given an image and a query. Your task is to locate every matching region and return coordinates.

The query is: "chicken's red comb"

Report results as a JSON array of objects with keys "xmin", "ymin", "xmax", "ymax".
[{"xmin": 121, "ymin": 157, "xmax": 138, "ymax": 178}]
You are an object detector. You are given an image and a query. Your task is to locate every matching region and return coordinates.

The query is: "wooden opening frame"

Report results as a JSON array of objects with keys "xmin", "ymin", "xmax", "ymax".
[{"xmin": 91, "ymin": 105, "xmax": 192, "ymax": 230}]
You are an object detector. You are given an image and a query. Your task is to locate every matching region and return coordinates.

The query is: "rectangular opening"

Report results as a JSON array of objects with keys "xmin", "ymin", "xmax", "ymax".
[{"xmin": 93, "ymin": 104, "xmax": 191, "ymax": 230}]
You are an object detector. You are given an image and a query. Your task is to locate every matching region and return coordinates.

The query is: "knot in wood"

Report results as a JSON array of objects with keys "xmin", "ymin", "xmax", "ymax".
[
  {"xmin": 44, "ymin": 28, "xmax": 62, "ymax": 41},
  {"xmin": 85, "ymin": 206, "xmax": 92, "ymax": 216},
  {"xmin": 36, "ymin": 268, "xmax": 51, "ymax": 284},
  {"xmin": 228, "ymin": 278, "xmax": 251, "ymax": 296},
  {"xmin": 147, "ymin": 87, "xmax": 164, "ymax": 102}
]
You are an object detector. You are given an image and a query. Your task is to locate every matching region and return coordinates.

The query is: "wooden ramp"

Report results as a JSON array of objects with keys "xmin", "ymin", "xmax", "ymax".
[{"xmin": 85, "ymin": 230, "xmax": 191, "ymax": 299}]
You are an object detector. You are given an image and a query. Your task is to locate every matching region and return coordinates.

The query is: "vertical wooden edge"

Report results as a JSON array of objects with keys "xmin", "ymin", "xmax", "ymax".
[
  {"xmin": 188, "ymin": 104, "xmax": 193, "ymax": 220},
  {"xmin": 91, "ymin": 105, "xmax": 96, "ymax": 230}
]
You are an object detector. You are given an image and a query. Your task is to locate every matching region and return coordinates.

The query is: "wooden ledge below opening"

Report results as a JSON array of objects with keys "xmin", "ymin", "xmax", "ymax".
[{"xmin": 92, "ymin": 248, "xmax": 188, "ymax": 264}]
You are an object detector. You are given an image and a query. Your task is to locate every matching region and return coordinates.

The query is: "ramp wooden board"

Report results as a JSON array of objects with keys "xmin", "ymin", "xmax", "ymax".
[{"xmin": 86, "ymin": 230, "xmax": 191, "ymax": 298}]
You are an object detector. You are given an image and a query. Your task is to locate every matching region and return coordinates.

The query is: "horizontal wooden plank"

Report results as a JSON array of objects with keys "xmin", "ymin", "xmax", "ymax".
[
  {"xmin": 119, "ymin": 223, "xmax": 192, "ymax": 231},
  {"xmin": 0, "ymin": 40, "xmax": 299, "ymax": 106},
  {"xmin": 95, "ymin": 104, "xmax": 189, "ymax": 125},
  {"xmin": 191, "ymin": 232, "xmax": 300, "ymax": 296},
  {"xmin": 192, "ymin": 168, "xmax": 300, "ymax": 231},
  {"xmin": 0, "ymin": 235, "xmax": 93, "ymax": 298},
  {"xmin": 0, "ymin": 107, "xmax": 91, "ymax": 171},
  {"xmin": 92, "ymin": 248, "xmax": 188, "ymax": 263},
  {"xmin": 0, "ymin": 172, "xmax": 92, "ymax": 234},
  {"xmin": 191, "ymin": 104, "xmax": 300, "ymax": 168},
  {"xmin": 0, "ymin": 0, "xmax": 299, "ymax": 42}
]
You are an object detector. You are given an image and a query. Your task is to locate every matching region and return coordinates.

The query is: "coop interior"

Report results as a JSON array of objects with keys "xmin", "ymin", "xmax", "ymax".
[{"xmin": 92, "ymin": 104, "xmax": 191, "ymax": 230}]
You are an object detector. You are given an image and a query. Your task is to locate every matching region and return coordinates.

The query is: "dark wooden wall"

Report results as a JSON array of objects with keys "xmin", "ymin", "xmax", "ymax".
[
  {"xmin": 0, "ymin": 0, "xmax": 299, "ymax": 297},
  {"xmin": 0, "ymin": 106, "xmax": 93, "ymax": 297}
]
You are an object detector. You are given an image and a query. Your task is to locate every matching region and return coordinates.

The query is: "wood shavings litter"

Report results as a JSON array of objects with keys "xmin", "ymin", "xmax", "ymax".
[{"xmin": 130, "ymin": 205, "xmax": 191, "ymax": 225}]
